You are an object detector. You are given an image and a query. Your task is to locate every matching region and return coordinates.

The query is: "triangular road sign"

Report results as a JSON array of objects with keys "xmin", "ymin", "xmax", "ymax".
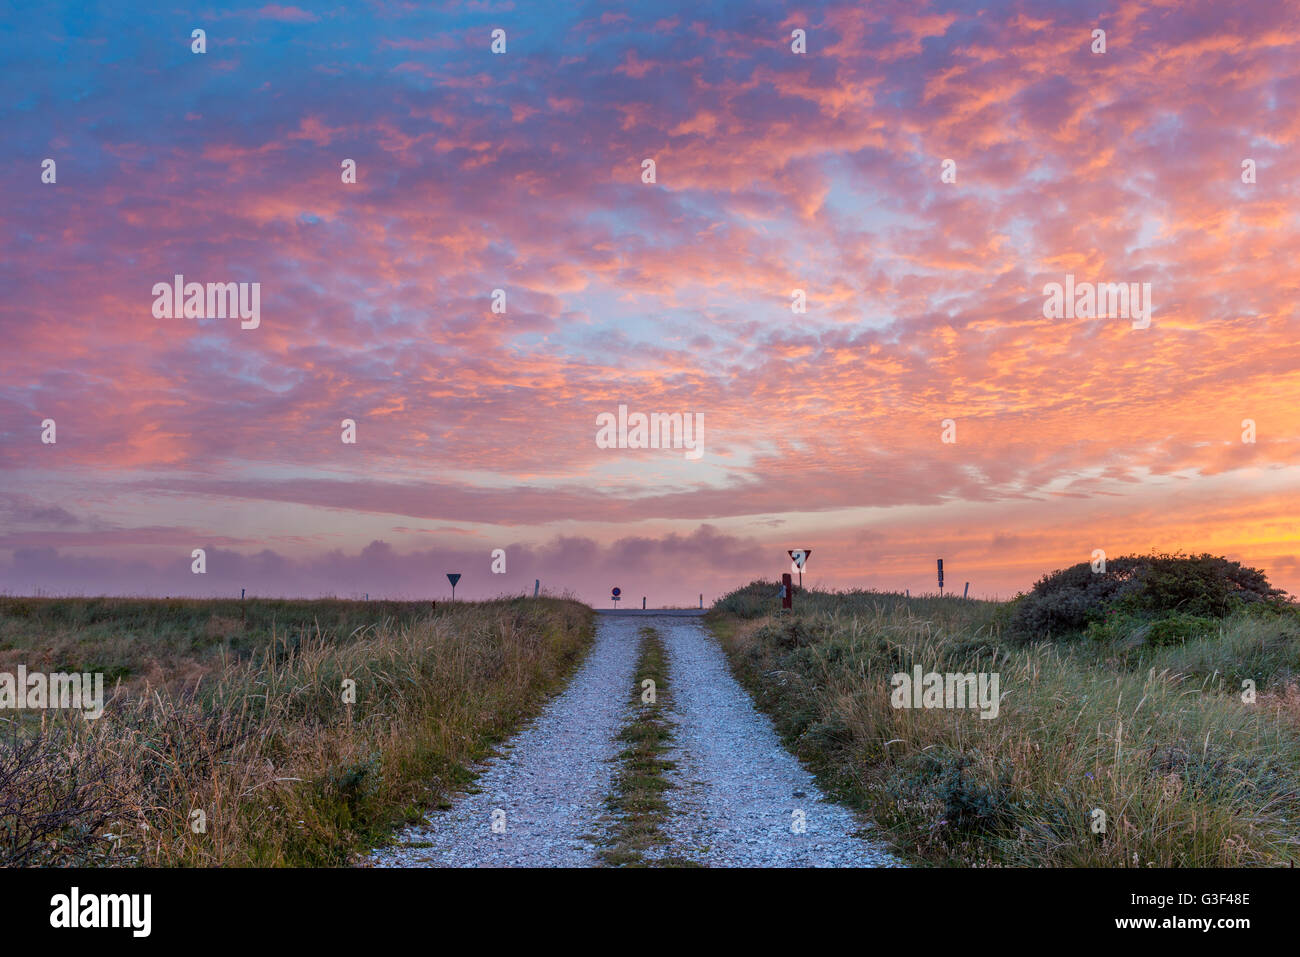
[
  {"xmin": 788, "ymin": 549, "xmax": 812, "ymax": 569},
  {"xmin": 447, "ymin": 573, "xmax": 462, "ymax": 587}
]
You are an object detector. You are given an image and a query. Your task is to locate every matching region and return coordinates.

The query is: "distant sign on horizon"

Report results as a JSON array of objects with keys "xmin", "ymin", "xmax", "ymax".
[{"xmin": 447, "ymin": 573, "xmax": 462, "ymax": 587}]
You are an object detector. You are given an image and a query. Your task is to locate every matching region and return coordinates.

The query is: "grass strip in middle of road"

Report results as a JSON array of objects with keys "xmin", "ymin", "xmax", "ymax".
[{"xmin": 598, "ymin": 626, "xmax": 695, "ymax": 866}]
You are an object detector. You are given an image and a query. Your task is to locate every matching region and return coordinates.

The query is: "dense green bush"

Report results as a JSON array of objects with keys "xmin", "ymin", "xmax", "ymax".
[
  {"xmin": 1009, "ymin": 553, "xmax": 1289, "ymax": 641},
  {"xmin": 1082, "ymin": 608, "xmax": 1146, "ymax": 645},
  {"xmin": 1144, "ymin": 613, "xmax": 1218, "ymax": 648},
  {"xmin": 1084, "ymin": 611, "xmax": 1220, "ymax": 648}
]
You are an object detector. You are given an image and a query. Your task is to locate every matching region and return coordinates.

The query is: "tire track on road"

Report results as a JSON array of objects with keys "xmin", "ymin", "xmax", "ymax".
[
  {"xmin": 370, "ymin": 616, "xmax": 641, "ymax": 867},
  {"xmin": 647, "ymin": 616, "xmax": 898, "ymax": 867}
]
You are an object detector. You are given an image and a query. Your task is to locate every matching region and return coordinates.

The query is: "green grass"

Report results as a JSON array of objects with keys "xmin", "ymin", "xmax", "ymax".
[
  {"xmin": 0, "ymin": 596, "xmax": 593, "ymax": 867},
  {"xmin": 708, "ymin": 581, "xmax": 1300, "ymax": 867},
  {"xmin": 0, "ymin": 596, "xmax": 436, "ymax": 693}
]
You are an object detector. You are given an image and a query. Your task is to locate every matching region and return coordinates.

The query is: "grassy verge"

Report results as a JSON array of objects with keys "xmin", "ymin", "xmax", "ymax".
[
  {"xmin": 708, "ymin": 583, "xmax": 1300, "ymax": 867},
  {"xmin": 599, "ymin": 626, "xmax": 689, "ymax": 866},
  {"xmin": 0, "ymin": 597, "xmax": 435, "ymax": 693},
  {"xmin": 0, "ymin": 596, "xmax": 593, "ymax": 866}
]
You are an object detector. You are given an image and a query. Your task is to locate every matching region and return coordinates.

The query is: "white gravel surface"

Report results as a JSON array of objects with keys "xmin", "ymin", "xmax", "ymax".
[{"xmin": 370, "ymin": 614, "xmax": 897, "ymax": 868}]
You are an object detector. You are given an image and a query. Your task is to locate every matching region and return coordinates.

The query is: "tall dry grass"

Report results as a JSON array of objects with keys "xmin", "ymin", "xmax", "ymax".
[
  {"xmin": 710, "ymin": 584, "xmax": 1300, "ymax": 867},
  {"xmin": 0, "ymin": 597, "xmax": 592, "ymax": 866}
]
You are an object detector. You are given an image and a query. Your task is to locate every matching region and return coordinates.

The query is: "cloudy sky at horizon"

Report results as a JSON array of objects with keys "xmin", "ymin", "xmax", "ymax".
[{"xmin": 3, "ymin": 0, "xmax": 1299, "ymax": 605}]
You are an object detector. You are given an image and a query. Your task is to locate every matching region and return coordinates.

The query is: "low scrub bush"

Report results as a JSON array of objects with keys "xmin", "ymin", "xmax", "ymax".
[{"xmin": 1009, "ymin": 553, "xmax": 1290, "ymax": 642}]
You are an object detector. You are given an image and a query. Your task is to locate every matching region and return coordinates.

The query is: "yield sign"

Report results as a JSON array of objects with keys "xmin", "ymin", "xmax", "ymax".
[
  {"xmin": 447, "ymin": 573, "xmax": 462, "ymax": 587},
  {"xmin": 788, "ymin": 549, "xmax": 812, "ymax": 569}
]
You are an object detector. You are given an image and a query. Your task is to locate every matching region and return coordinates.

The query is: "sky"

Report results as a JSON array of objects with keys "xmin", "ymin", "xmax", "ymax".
[{"xmin": 2, "ymin": 0, "xmax": 1299, "ymax": 605}]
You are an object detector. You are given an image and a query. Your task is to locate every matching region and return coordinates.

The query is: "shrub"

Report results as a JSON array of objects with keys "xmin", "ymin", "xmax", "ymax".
[
  {"xmin": 0, "ymin": 727, "xmax": 127, "ymax": 866},
  {"xmin": 936, "ymin": 753, "xmax": 1017, "ymax": 835},
  {"xmin": 1145, "ymin": 613, "xmax": 1217, "ymax": 648},
  {"xmin": 1083, "ymin": 608, "xmax": 1146, "ymax": 645},
  {"xmin": 1010, "ymin": 553, "xmax": 1289, "ymax": 641}
]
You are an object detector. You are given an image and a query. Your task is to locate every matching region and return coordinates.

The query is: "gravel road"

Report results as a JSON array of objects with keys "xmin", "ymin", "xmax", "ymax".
[
  {"xmin": 370, "ymin": 614, "xmax": 896, "ymax": 868},
  {"xmin": 648, "ymin": 617, "xmax": 897, "ymax": 867}
]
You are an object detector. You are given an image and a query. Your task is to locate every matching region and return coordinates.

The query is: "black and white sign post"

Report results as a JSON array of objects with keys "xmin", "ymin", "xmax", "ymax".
[
  {"xmin": 611, "ymin": 586, "xmax": 621, "ymax": 609},
  {"xmin": 788, "ymin": 549, "xmax": 812, "ymax": 592},
  {"xmin": 936, "ymin": 559, "xmax": 944, "ymax": 595},
  {"xmin": 447, "ymin": 572, "xmax": 461, "ymax": 602}
]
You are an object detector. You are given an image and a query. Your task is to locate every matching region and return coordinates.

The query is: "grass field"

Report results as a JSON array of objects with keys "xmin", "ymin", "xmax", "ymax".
[
  {"xmin": 708, "ymin": 582, "xmax": 1300, "ymax": 867},
  {"xmin": 7, "ymin": 565, "xmax": 1299, "ymax": 869},
  {"xmin": 0, "ymin": 595, "xmax": 593, "ymax": 866}
]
